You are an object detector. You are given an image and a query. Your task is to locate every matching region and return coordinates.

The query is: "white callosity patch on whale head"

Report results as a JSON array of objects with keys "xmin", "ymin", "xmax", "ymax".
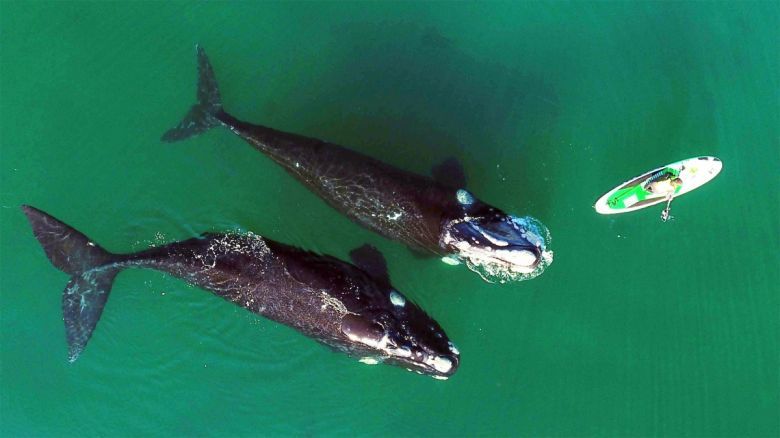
[
  {"xmin": 425, "ymin": 355, "xmax": 453, "ymax": 374},
  {"xmin": 341, "ymin": 314, "xmax": 416, "ymax": 363},
  {"xmin": 389, "ymin": 290, "xmax": 406, "ymax": 307},
  {"xmin": 478, "ymin": 229, "xmax": 509, "ymax": 247},
  {"xmin": 345, "ymin": 331, "xmax": 391, "ymax": 350},
  {"xmin": 448, "ymin": 341, "xmax": 460, "ymax": 355},
  {"xmin": 434, "ymin": 356, "xmax": 452, "ymax": 373},
  {"xmin": 456, "ymin": 189, "xmax": 474, "ymax": 206},
  {"xmin": 387, "ymin": 345, "xmax": 412, "ymax": 358},
  {"xmin": 359, "ymin": 357, "xmax": 380, "ymax": 365}
]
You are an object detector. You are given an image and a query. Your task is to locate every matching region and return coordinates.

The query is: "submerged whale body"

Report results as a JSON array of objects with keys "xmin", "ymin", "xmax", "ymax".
[
  {"xmin": 163, "ymin": 46, "xmax": 553, "ymax": 283},
  {"xmin": 22, "ymin": 206, "xmax": 459, "ymax": 379}
]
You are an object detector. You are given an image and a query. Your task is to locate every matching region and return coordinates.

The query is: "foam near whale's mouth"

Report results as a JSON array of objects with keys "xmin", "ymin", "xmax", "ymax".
[{"xmin": 442, "ymin": 214, "xmax": 553, "ymax": 283}]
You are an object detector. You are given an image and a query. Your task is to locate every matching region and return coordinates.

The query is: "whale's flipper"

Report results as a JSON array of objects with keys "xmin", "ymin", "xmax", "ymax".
[
  {"xmin": 349, "ymin": 245, "xmax": 390, "ymax": 287},
  {"xmin": 21, "ymin": 205, "xmax": 122, "ymax": 362},
  {"xmin": 431, "ymin": 157, "xmax": 467, "ymax": 189},
  {"xmin": 162, "ymin": 45, "xmax": 224, "ymax": 142}
]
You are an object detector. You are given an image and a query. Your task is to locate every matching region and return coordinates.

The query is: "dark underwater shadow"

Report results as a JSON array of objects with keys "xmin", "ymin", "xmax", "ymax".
[{"xmin": 276, "ymin": 20, "xmax": 562, "ymax": 218}]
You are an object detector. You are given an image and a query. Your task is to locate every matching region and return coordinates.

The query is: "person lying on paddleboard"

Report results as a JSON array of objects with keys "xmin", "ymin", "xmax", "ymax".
[
  {"xmin": 644, "ymin": 167, "xmax": 683, "ymax": 222},
  {"xmin": 644, "ymin": 168, "xmax": 683, "ymax": 196}
]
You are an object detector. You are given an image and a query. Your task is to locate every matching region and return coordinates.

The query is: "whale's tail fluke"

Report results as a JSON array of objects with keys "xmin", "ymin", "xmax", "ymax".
[
  {"xmin": 21, "ymin": 205, "xmax": 123, "ymax": 362},
  {"xmin": 162, "ymin": 44, "xmax": 224, "ymax": 142}
]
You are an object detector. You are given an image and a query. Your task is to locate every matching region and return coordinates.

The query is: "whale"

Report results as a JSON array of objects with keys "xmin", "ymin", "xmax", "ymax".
[
  {"xmin": 163, "ymin": 46, "xmax": 553, "ymax": 283},
  {"xmin": 21, "ymin": 205, "xmax": 459, "ymax": 379}
]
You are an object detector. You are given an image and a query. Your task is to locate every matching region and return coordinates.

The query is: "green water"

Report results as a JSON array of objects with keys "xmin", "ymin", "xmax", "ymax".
[{"xmin": 1, "ymin": 2, "xmax": 778, "ymax": 436}]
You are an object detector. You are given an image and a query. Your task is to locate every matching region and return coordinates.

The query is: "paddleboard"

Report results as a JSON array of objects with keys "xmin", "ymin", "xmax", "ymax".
[{"xmin": 594, "ymin": 156, "xmax": 722, "ymax": 215}]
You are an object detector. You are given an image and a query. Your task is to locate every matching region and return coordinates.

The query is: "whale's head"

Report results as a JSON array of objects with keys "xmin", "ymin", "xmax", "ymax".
[
  {"xmin": 441, "ymin": 189, "xmax": 553, "ymax": 283},
  {"xmin": 279, "ymin": 242, "xmax": 459, "ymax": 379},
  {"xmin": 340, "ymin": 289, "xmax": 459, "ymax": 380}
]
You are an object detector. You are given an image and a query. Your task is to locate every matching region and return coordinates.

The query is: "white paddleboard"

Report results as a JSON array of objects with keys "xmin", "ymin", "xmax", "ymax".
[{"xmin": 594, "ymin": 156, "xmax": 722, "ymax": 215}]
